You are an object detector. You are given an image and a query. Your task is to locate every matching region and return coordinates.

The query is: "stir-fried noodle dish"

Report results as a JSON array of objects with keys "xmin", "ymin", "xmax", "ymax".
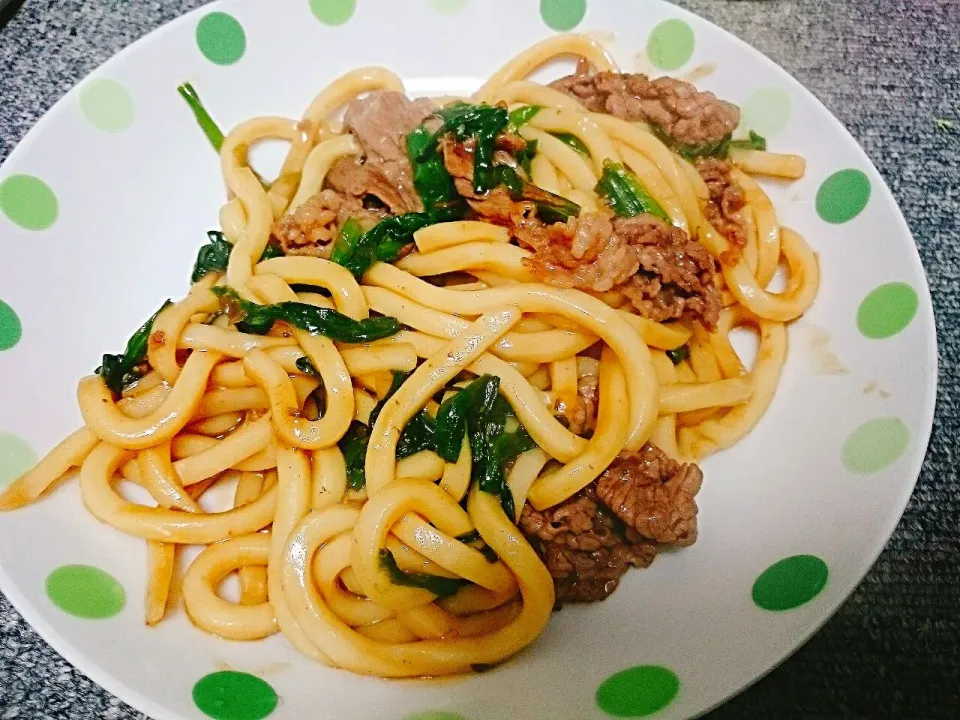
[{"xmin": 1, "ymin": 35, "xmax": 818, "ymax": 677}]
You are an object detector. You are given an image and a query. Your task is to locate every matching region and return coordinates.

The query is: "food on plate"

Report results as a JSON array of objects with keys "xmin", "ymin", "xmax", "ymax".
[{"xmin": 1, "ymin": 34, "xmax": 818, "ymax": 677}]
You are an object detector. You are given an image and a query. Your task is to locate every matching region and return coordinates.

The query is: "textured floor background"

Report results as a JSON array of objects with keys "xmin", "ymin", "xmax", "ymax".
[{"xmin": 1, "ymin": 0, "xmax": 958, "ymax": 718}]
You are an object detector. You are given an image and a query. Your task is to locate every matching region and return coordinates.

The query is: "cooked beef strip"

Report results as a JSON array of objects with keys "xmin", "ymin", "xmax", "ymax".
[
  {"xmin": 614, "ymin": 215, "xmax": 722, "ymax": 329},
  {"xmin": 328, "ymin": 90, "xmax": 437, "ymax": 213},
  {"xmin": 440, "ymin": 135, "xmax": 480, "ymax": 199},
  {"xmin": 695, "ymin": 157, "xmax": 748, "ymax": 259},
  {"xmin": 325, "ymin": 155, "xmax": 411, "ymax": 215},
  {"xmin": 271, "ymin": 189, "xmax": 384, "ymax": 258},
  {"xmin": 520, "ymin": 482, "xmax": 657, "ymax": 605},
  {"xmin": 550, "ymin": 61, "xmax": 740, "ymax": 149},
  {"xmin": 520, "ymin": 443, "xmax": 704, "ymax": 605},
  {"xmin": 596, "ymin": 444, "xmax": 703, "ymax": 547},
  {"xmin": 512, "ymin": 208, "xmax": 721, "ymax": 329}
]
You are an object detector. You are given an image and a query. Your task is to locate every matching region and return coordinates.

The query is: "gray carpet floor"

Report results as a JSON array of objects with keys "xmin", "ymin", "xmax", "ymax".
[{"xmin": 1, "ymin": 0, "xmax": 958, "ymax": 717}]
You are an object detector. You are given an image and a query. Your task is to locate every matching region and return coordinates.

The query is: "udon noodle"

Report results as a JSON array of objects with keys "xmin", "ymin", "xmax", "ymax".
[{"xmin": 1, "ymin": 34, "xmax": 818, "ymax": 676}]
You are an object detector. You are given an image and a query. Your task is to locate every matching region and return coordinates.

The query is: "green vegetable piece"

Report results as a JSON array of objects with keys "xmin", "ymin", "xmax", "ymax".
[
  {"xmin": 480, "ymin": 427, "xmax": 535, "ymax": 520},
  {"xmin": 665, "ymin": 345, "xmax": 689, "ymax": 365},
  {"xmin": 329, "ymin": 218, "xmax": 365, "ymax": 272},
  {"xmin": 406, "ymin": 124, "xmax": 466, "ymax": 220},
  {"xmin": 379, "ymin": 550, "xmax": 465, "ymax": 598},
  {"xmin": 368, "ymin": 371, "xmax": 409, "ymax": 430},
  {"xmin": 437, "ymin": 375, "xmax": 540, "ymax": 519},
  {"xmin": 396, "ymin": 411, "xmax": 437, "ymax": 459},
  {"xmin": 432, "ymin": 102, "xmax": 509, "ymax": 194},
  {"xmin": 453, "ymin": 530, "xmax": 498, "ymax": 562},
  {"xmin": 465, "ymin": 377, "xmax": 503, "ymax": 477},
  {"xmin": 729, "ymin": 130, "xmax": 768, "ymax": 152},
  {"xmin": 97, "ymin": 300, "xmax": 172, "ymax": 395},
  {"xmin": 276, "ymin": 303, "xmax": 399, "ymax": 342},
  {"xmin": 506, "ymin": 105, "xmax": 541, "ymax": 133},
  {"xmin": 191, "ymin": 231, "xmax": 233, "ymax": 282},
  {"xmin": 550, "ymin": 132, "xmax": 591, "ymax": 157},
  {"xmin": 595, "ymin": 160, "xmax": 669, "ymax": 221},
  {"xmin": 435, "ymin": 375, "xmax": 500, "ymax": 462},
  {"xmin": 479, "ymin": 544, "xmax": 499, "ymax": 563},
  {"xmin": 335, "ymin": 372, "xmax": 441, "ymax": 490},
  {"xmin": 177, "ymin": 82, "xmax": 224, "ymax": 152},
  {"xmin": 338, "ymin": 421, "xmax": 370, "ymax": 490},
  {"xmin": 365, "ymin": 371, "xmax": 436, "ymax": 460},
  {"xmin": 192, "ymin": 232, "xmax": 285, "ymax": 282},
  {"xmin": 466, "ymin": 380, "xmax": 532, "ymax": 519},
  {"xmin": 331, "ymin": 213, "xmax": 432, "ymax": 277},
  {"xmin": 211, "ymin": 287, "xmax": 401, "ymax": 343},
  {"xmin": 295, "ymin": 356, "xmax": 320, "ymax": 377}
]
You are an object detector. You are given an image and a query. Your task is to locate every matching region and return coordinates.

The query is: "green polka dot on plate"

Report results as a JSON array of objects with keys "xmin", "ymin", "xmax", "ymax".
[
  {"xmin": 45, "ymin": 565, "xmax": 126, "ymax": 619},
  {"xmin": 193, "ymin": 671, "xmax": 278, "ymax": 720},
  {"xmin": 0, "ymin": 174, "xmax": 58, "ymax": 230},
  {"xmin": 196, "ymin": 12, "xmax": 247, "ymax": 65},
  {"xmin": 857, "ymin": 282, "xmax": 918, "ymax": 339},
  {"xmin": 647, "ymin": 19, "xmax": 695, "ymax": 71},
  {"xmin": 404, "ymin": 713, "xmax": 468, "ymax": 720},
  {"xmin": 310, "ymin": 0, "xmax": 356, "ymax": 26},
  {"xmin": 429, "ymin": 0, "xmax": 469, "ymax": 14},
  {"xmin": 596, "ymin": 665, "xmax": 680, "ymax": 717},
  {"xmin": 0, "ymin": 299, "xmax": 22, "ymax": 351},
  {"xmin": 842, "ymin": 417, "xmax": 910, "ymax": 474},
  {"xmin": 752, "ymin": 555, "xmax": 828, "ymax": 611},
  {"xmin": 741, "ymin": 87, "xmax": 792, "ymax": 138},
  {"xmin": 0, "ymin": 433, "xmax": 36, "ymax": 486},
  {"xmin": 816, "ymin": 169, "xmax": 871, "ymax": 223},
  {"xmin": 79, "ymin": 78, "xmax": 134, "ymax": 133},
  {"xmin": 540, "ymin": 0, "xmax": 586, "ymax": 31}
]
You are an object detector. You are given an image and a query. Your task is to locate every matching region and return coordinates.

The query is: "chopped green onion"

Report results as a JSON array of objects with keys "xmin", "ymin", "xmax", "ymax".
[
  {"xmin": 96, "ymin": 300, "xmax": 172, "ymax": 395},
  {"xmin": 379, "ymin": 549, "xmax": 466, "ymax": 597},
  {"xmin": 550, "ymin": 132, "xmax": 591, "ymax": 157},
  {"xmin": 595, "ymin": 160, "xmax": 669, "ymax": 221},
  {"xmin": 666, "ymin": 345, "xmax": 689, "ymax": 365},
  {"xmin": 212, "ymin": 287, "xmax": 401, "ymax": 343},
  {"xmin": 177, "ymin": 82, "xmax": 224, "ymax": 152},
  {"xmin": 729, "ymin": 130, "xmax": 767, "ymax": 152}
]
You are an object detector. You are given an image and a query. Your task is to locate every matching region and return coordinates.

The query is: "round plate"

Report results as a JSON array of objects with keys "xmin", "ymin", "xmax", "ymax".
[{"xmin": 0, "ymin": 1, "xmax": 936, "ymax": 718}]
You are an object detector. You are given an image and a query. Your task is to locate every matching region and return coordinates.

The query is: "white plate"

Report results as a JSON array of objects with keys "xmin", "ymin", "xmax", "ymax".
[{"xmin": 0, "ymin": 1, "xmax": 936, "ymax": 718}]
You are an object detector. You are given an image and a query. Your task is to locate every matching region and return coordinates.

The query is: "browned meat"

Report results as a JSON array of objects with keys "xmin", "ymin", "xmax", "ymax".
[
  {"xmin": 695, "ymin": 157, "xmax": 748, "ymax": 262},
  {"xmin": 596, "ymin": 444, "xmax": 703, "ymax": 547},
  {"xmin": 496, "ymin": 132, "xmax": 528, "ymax": 155},
  {"xmin": 446, "ymin": 136, "xmax": 721, "ymax": 327},
  {"xmin": 520, "ymin": 483, "xmax": 657, "ymax": 605},
  {"xmin": 521, "ymin": 211, "xmax": 637, "ymax": 291},
  {"xmin": 551, "ymin": 65, "xmax": 740, "ymax": 149},
  {"xmin": 325, "ymin": 156, "xmax": 410, "ymax": 215},
  {"xmin": 467, "ymin": 187, "xmax": 540, "ymax": 232},
  {"xmin": 521, "ymin": 211, "xmax": 721, "ymax": 329},
  {"xmin": 440, "ymin": 135, "xmax": 479, "ymax": 198},
  {"xmin": 615, "ymin": 215, "xmax": 722, "ymax": 329},
  {"xmin": 337, "ymin": 91, "xmax": 436, "ymax": 213},
  {"xmin": 567, "ymin": 373, "xmax": 599, "ymax": 436},
  {"xmin": 271, "ymin": 190, "xmax": 383, "ymax": 257}
]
